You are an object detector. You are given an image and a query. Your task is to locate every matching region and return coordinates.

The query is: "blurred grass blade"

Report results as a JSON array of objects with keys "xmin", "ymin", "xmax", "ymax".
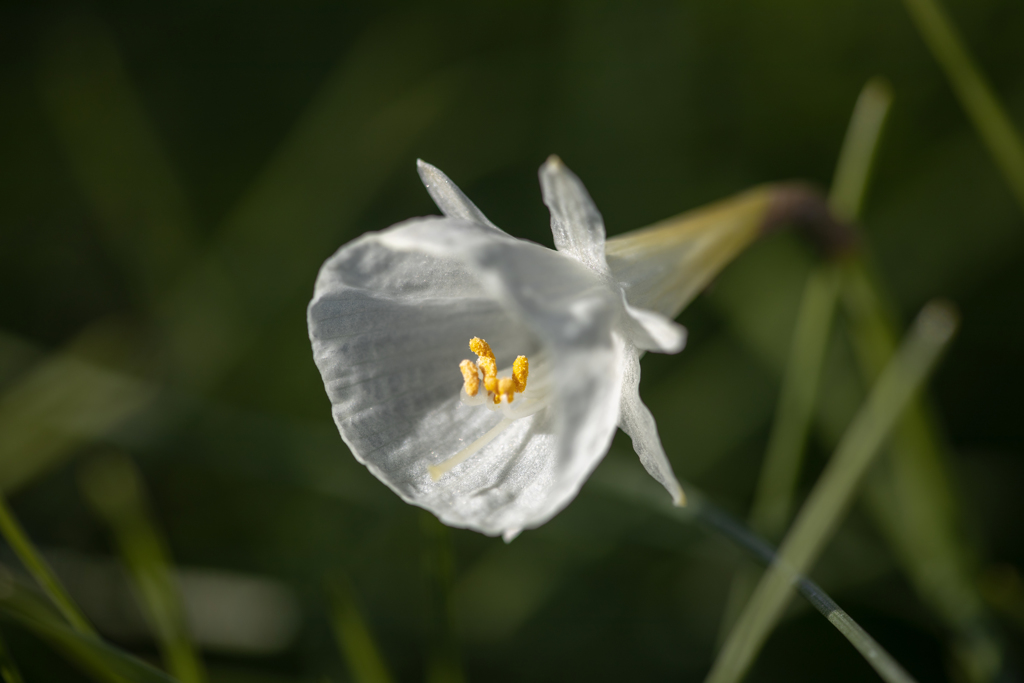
[
  {"xmin": 0, "ymin": 571, "xmax": 176, "ymax": 683},
  {"xmin": 717, "ymin": 266, "xmax": 841, "ymax": 644},
  {"xmin": 0, "ymin": 490, "xmax": 94, "ymax": 636},
  {"xmin": 328, "ymin": 577, "xmax": 395, "ymax": 683},
  {"xmin": 720, "ymin": 78, "xmax": 893, "ymax": 640},
  {"xmin": 420, "ymin": 513, "xmax": 465, "ymax": 683},
  {"xmin": 708, "ymin": 300, "xmax": 958, "ymax": 683},
  {"xmin": 844, "ymin": 265, "xmax": 1003, "ymax": 682},
  {"xmin": 36, "ymin": 16, "xmax": 199, "ymax": 303},
  {"xmin": 751, "ymin": 77, "xmax": 893, "ymax": 541},
  {"xmin": 696, "ymin": 503, "xmax": 918, "ymax": 683},
  {"xmin": 0, "ymin": 329, "xmax": 157, "ymax": 493},
  {"xmin": 590, "ymin": 463, "xmax": 917, "ymax": 683},
  {"xmin": 829, "ymin": 78, "xmax": 894, "ymax": 223},
  {"xmin": 748, "ymin": 266, "xmax": 841, "ymax": 540},
  {"xmin": 901, "ymin": 0, "xmax": 1024, "ymax": 214},
  {"xmin": 0, "ymin": 633, "xmax": 25, "ymax": 683},
  {"xmin": 79, "ymin": 453, "xmax": 205, "ymax": 683}
]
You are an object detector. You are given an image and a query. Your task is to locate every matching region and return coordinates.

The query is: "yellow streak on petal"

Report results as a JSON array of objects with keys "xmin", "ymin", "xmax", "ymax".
[{"xmin": 428, "ymin": 418, "xmax": 514, "ymax": 481}]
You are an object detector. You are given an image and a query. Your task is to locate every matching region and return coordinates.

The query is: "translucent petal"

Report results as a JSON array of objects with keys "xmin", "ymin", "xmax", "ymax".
[
  {"xmin": 604, "ymin": 187, "xmax": 769, "ymax": 319},
  {"xmin": 308, "ymin": 217, "xmax": 622, "ymax": 536},
  {"xmin": 619, "ymin": 292, "xmax": 688, "ymax": 354},
  {"xmin": 539, "ymin": 156, "xmax": 610, "ymax": 275},
  {"xmin": 416, "ymin": 159, "xmax": 503, "ymax": 232},
  {"xmin": 616, "ymin": 337, "xmax": 685, "ymax": 505}
]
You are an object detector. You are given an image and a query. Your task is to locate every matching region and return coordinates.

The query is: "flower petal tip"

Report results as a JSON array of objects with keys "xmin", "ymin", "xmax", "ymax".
[
  {"xmin": 502, "ymin": 528, "xmax": 522, "ymax": 543},
  {"xmin": 543, "ymin": 154, "xmax": 564, "ymax": 170},
  {"xmin": 673, "ymin": 488, "xmax": 687, "ymax": 508}
]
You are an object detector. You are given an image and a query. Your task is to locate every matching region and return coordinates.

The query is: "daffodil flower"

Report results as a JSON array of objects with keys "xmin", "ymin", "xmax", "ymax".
[{"xmin": 308, "ymin": 157, "xmax": 774, "ymax": 541}]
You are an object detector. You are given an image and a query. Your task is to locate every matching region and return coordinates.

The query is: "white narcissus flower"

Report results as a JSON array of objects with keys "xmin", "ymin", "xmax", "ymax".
[{"xmin": 308, "ymin": 157, "xmax": 771, "ymax": 541}]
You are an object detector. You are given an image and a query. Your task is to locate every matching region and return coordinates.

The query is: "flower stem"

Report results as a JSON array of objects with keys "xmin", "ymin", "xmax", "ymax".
[
  {"xmin": 718, "ymin": 77, "xmax": 892, "ymax": 643},
  {"xmin": 695, "ymin": 503, "xmax": 918, "ymax": 683},
  {"xmin": 706, "ymin": 300, "xmax": 958, "ymax": 683},
  {"xmin": 590, "ymin": 464, "xmax": 918, "ymax": 683},
  {"xmin": 751, "ymin": 76, "xmax": 892, "ymax": 548}
]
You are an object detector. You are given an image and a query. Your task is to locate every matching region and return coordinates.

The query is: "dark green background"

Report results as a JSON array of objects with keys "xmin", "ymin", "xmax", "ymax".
[{"xmin": 1, "ymin": 1, "xmax": 1023, "ymax": 681}]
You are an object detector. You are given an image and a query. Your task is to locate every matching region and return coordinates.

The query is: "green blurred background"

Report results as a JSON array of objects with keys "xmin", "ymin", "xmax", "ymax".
[{"xmin": 1, "ymin": 1, "xmax": 1023, "ymax": 681}]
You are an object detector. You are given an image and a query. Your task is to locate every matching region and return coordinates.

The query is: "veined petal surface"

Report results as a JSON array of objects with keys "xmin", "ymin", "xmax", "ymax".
[{"xmin": 308, "ymin": 217, "xmax": 622, "ymax": 537}]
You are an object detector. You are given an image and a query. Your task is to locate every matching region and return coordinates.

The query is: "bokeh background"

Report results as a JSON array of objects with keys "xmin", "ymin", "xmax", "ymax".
[{"xmin": 1, "ymin": 1, "xmax": 1023, "ymax": 682}]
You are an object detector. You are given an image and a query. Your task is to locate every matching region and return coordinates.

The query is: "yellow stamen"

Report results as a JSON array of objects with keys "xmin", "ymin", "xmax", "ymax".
[
  {"xmin": 497, "ymin": 377, "xmax": 515, "ymax": 403},
  {"xmin": 459, "ymin": 359, "xmax": 480, "ymax": 397},
  {"xmin": 477, "ymin": 356, "xmax": 497, "ymax": 383},
  {"xmin": 440, "ymin": 338, "xmax": 536, "ymax": 479},
  {"xmin": 469, "ymin": 337, "xmax": 494, "ymax": 360},
  {"xmin": 457, "ymin": 337, "xmax": 531, "ymax": 403},
  {"xmin": 512, "ymin": 355, "xmax": 529, "ymax": 393}
]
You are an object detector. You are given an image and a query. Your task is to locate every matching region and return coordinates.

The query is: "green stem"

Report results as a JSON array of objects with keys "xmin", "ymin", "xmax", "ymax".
[
  {"xmin": 695, "ymin": 503, "xmax": 918, "ymax": 683},
  {"xmin": 843, "ymin": 262, "xmax": 1003, "ymax": 682},
  {"xmin": 750, "ymin": 78, "xmax": 893, "ymax": 542},
  {"xmin": 591, "ymin": 465, "xmax": 918, "ymax": 683},
  {"xmin": 718, "ymin": 76, "xmax": 892, "ymax": 646},
  {"xmin": 707, "ymin": 300, "xmax": 957, "ymax": 683},
  {"xmin": 748, "ymin": 266, "xmax": 841, "ymax": 540}
]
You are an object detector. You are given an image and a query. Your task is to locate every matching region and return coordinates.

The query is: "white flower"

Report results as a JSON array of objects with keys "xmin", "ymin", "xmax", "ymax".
[{"xmin": 307, "ymin": 157, "xmax": 765, "ymax": 541}]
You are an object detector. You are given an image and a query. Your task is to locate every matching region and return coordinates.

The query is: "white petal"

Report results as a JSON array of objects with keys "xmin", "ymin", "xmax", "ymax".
[
  {"xmin": 604, "ymin": 187, "xmax": 769, "ymax": 319},
  {"xmin": 619, "ymin": 292, "xmax": 688, "ymax": 354},
  {"xmin": 539, "ymin": 156, "xmax": 610, "ymax": 276},
  {"xmin": 416, "ymin": 159, "xmax": 504, "ymax": 232},
  {"xmin": 308, "ymin": 217, "xmax": 622, "ymax": 537},
  {"xmin": 616, "ymin": 337, "xmax": 685, "ymax": 505}
]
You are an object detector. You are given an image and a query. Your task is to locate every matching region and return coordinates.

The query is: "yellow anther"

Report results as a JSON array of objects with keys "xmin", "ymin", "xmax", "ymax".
[
  {"xmin": 477, "ymin": 355, "xmax": 497, "ymax": 382},
  {"xmin": 458, "ymin": 337, "xmax": 530, "ymax": 404},
  {"xmin": 460, "ymin": 359, "xmax": 480, "ymax": 397},
  {"xmin": 469, "ymin": 337, "xmax": 494, "ymax": 360},
  {"xmin": 512, "ymin": 355, "xmax": 529, "ymax": 393}
]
